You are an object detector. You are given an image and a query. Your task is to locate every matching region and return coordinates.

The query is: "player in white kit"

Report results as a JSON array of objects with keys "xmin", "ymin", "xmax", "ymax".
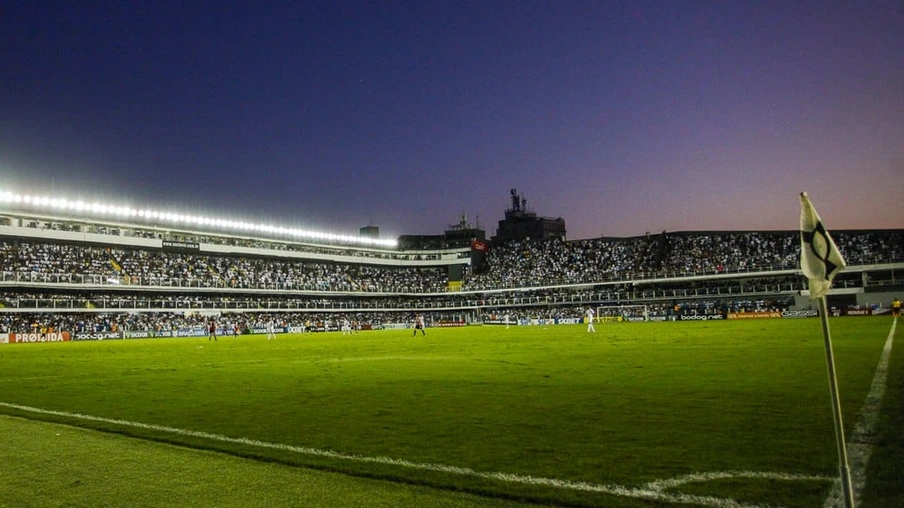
[{"xmin": 585, "ymin": 308, "xmax": 595, "ymax": 333}]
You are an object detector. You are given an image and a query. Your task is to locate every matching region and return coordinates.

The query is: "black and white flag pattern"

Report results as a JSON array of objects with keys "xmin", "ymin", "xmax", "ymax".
[{"xmin": 799, "ymin": 192, "xmax": 846, "ymax": 300}]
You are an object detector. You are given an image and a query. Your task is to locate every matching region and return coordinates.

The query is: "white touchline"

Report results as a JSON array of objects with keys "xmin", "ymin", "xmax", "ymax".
[{"xmin": 823, "ymin": 318, "xmax": 897, "ymax": 508}]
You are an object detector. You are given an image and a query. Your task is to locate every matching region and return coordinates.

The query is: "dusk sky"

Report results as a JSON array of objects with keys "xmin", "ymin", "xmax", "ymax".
[{"xmin": 1, "ymin": 1, "xmax": 902, "ymax": 240}]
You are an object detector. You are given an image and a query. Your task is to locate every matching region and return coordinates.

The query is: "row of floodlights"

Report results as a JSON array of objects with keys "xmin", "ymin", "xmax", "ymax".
[{"xmin": 0, "ymin": 191, "xmax": 397, "ymax": 248}]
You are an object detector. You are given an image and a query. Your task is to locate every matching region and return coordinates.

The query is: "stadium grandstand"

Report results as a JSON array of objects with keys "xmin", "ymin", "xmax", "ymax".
[{"xmin": 1, "ymin": 189, "xmax": 902, "ymax": 339}]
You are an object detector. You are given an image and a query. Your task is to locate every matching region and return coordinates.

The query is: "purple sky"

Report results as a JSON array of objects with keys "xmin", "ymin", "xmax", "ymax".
[{"xmin": 1, "ymin": 1, "xmax": 902, "ymax": 240}]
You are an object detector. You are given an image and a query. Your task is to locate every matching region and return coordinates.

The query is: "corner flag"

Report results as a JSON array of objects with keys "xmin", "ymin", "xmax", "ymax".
[
  {"xmin": 800, "ymin": 192, "xmax": 846, "ymax": 299},
  {"xmin": 800, "ymin": 192, "xmax": 855, "ymax": 508}
]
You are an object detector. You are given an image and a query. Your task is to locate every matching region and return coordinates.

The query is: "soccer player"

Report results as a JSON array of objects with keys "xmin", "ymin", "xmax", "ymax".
[
  {"xmin": 413, "ymin": 314, "xmax": 426, "ymax": 336},
  {"xmin": 504, "ymin": 312, "xmax": 510, "ymax": 329},
  {"xmin": 892, "ymin": 297, "xmax": 902, "ymax": 317},
  {"xmin": 585, "ymin": 308, "xmax": 595, "ymax": 333},
  {"xmin": 266, "ymin": 319, "xmax": 275, "ymax": 340},
  {"xmin": 208, "ymin": 321, "xmax": 217, "ymax": 341}
]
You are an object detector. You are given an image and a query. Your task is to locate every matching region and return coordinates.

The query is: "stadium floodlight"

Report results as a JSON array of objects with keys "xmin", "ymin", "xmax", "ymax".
[{"xmin": 0, "ymin": 188, "xmax": 399, "ymax": 248}]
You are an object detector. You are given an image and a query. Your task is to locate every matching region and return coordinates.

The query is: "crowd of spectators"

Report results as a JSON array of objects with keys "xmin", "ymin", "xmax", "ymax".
[
  {"xmin": 0, "ymin": 294, "xmax": 803, "ymax": 336},
  {"xmin": 0, "ymin": 230, "xmax": 900, "ymax": 295},
  {"xmin": 0, "ymin": 241, "xmax": 448, "ymax": 292},
  {"xmin": 465, "ymin": 236, "xmax": 661, "ymax": 289},
  {"xmin": 466, "ymin": 231, "xmax": 902, "ymax": 289},
  {"xmin": 0, "ymin": 291, "xmax": 481, "ymax": 312},
  {"xmin": 6, "ymin": 295, "xmax": 888, "ymax": 336},
  {"xmin": 1, "ymin": 225, "xmax": 897, "ymax": 338},
  {"xmin": 660, "ymin": 233, "xmax": 798, "ymax": 274},
  {"xmin": 0, "ymin": 310, "xmax": 470, "ymax": 335},
  {"xmin": 0, "ymin": 242, "xmax": 112, "ymax": 276},
  {"xmin": 0, "ymin": 272, "xmax": 809, "ymax": 317},
  {"xmin": 660, "ymin": 231, "xmax": 902, "ymax": 275}
]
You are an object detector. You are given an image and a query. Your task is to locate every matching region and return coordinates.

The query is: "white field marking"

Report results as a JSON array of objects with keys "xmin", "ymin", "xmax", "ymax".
[
  {"xmin": 823, "ymin": 318, "xmax": 897, "ymax": 508},
  {"xmin": 645, "ymin": 470, "xmax": 832, "ymax": 492},
  {"xmin": 0, "ymin": 402, "xmax": 828, "ymax": 508}
]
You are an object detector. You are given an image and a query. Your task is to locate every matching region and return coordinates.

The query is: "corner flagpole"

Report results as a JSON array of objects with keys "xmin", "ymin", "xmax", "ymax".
[
  {"xmin": 816, "ymin": 296, "xmax": 855, "ymax": 508},
  {"xmin": 799, "ymin": 192, "xmax": 854, "ymax": 508}
]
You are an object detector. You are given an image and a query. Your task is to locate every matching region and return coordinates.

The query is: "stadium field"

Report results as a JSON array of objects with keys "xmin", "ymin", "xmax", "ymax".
[{"xmin": 1, "ymin": 318, "xmax": 900, "ymax": 508}]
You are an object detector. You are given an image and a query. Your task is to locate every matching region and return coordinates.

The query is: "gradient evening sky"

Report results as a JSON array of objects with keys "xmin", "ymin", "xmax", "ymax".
[{"xmin": 1, "ymin": 1, "xmax": 902, "ymax": 240}]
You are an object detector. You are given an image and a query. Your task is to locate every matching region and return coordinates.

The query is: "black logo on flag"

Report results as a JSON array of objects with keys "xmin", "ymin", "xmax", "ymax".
[{"xmin": 801, "ymin": 220, "xmax": 838, "ymax": 278}]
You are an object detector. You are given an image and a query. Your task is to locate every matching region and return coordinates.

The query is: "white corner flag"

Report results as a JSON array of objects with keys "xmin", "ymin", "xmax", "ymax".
[
  {"xmin": 800, "ymin": 192, "xmax": 846, "ymax": 300},
  {"xmin": 801, "ymin": 192, "xmax": 855, "ymax": 508}
]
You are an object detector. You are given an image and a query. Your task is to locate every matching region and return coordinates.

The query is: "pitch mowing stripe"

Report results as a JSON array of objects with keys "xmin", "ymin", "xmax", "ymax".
[
  {"xmin": 0, "ymin": 401, "xmax": 824, "ymax": 508},
  {"xmin": 823, "ymin": 318, "xmax": 897, "ymax": 508}
]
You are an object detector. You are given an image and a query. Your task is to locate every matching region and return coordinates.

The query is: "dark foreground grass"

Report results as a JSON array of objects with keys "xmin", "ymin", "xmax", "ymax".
[
  {"xmin": 0, "ymin": 318, "xmax": 897, "ymax": 507},
  {"xmin": 0, "ymin": 414, "xmax": 541, "ymax": 508},
  {"xmin": 862, "ymin": 320, "xmax": 904, "ymax": 508}
]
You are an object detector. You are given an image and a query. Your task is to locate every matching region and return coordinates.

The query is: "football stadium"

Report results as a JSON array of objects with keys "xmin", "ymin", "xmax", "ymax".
[{"xmin": 0, "ymin": 189, "xmax": 902, "ymax": 508}]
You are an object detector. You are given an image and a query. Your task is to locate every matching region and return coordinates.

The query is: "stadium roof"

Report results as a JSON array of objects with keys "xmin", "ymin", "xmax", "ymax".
[{"xmin": 0, "ymin": 189, "xmax": 398, "ymax": 248}]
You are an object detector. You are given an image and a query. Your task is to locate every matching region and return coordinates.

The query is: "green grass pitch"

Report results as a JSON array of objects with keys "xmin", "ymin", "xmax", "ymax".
[{"xmin": 1, "ymin": 318, "xmax": 900, "ymax": 507}]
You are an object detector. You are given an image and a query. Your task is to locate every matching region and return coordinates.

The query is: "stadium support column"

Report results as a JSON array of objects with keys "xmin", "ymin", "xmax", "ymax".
[{"xmin": 447, "ymin": 264, "xmax": 464, "ymax": 292}]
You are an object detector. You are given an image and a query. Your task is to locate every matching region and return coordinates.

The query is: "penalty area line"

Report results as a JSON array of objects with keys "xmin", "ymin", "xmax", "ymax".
[{"xmin": 0, "ymin": 401, "xmax": 823, "ymax": 508}]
